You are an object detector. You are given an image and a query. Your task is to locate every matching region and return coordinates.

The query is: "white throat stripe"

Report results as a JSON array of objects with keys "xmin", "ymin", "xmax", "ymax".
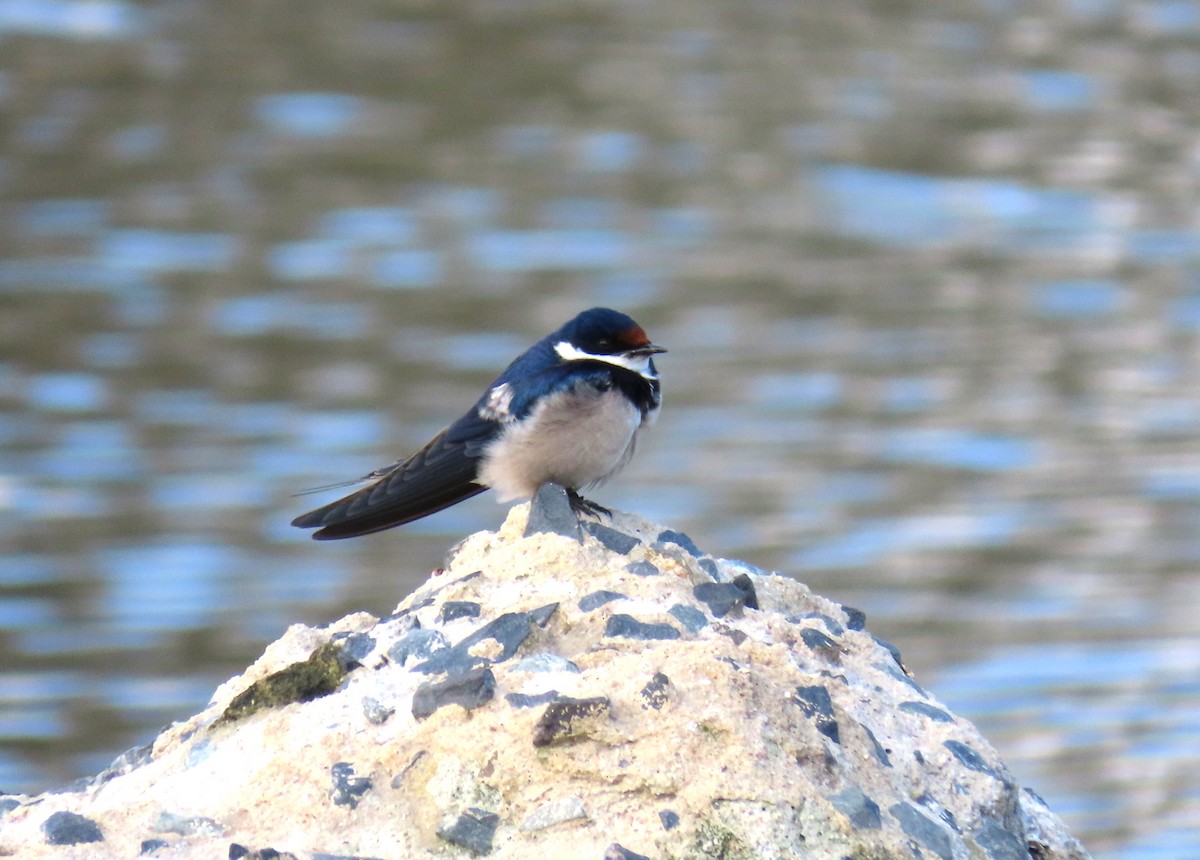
[{"xmin": 554, "ymin": 340, "xmax": 657, "ymax": 379}]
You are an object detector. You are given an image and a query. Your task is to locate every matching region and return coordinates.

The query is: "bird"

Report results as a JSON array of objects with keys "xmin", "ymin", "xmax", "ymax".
[{"xmin": 291, "ymin": 307, "xmax": 666, "ymax": 539}]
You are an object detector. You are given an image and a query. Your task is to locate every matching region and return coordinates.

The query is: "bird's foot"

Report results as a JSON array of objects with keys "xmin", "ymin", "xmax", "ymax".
[{"xmin": 566, "ymin": 488, "xmax": 611, "ymax": 519}]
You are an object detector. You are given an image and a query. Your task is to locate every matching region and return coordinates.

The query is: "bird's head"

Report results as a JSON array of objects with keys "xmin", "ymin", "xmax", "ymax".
[{"xmin": 553, "ymin": 308, "xmax": 666, "ymax": 375}]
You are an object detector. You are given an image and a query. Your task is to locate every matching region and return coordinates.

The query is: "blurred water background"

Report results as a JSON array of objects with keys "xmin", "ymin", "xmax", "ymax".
[{"xmin": 2, "ymin": 0, "xmax": 1200, "ymax": 855}]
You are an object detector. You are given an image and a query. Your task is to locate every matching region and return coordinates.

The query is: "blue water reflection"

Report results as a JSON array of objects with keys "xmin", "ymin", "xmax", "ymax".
[
  {"xmin": 98, "ymin": 544, "xmax": 237, "ymax": 634},
  {"xmin": 253, "ymin": 93, "xmax": 364, "ymax": 138},
  {"xmin": 812, "ymin": 165, "xmax": 1103, "ymax": 251},
  {"xmin": 0, "ymin": 0, "xmax": 142, "ymax": 40}
]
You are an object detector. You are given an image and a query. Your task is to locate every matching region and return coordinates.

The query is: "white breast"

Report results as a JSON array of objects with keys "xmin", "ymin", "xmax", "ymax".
[{"xmin": 478, "ymin": 387, "xmax": 655, "ymax": 502}]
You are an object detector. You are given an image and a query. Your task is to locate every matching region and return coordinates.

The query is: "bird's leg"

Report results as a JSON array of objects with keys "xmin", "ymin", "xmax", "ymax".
[{"xmin": 566, "ymin": 488, "xmax": 611, "ymax": 519}]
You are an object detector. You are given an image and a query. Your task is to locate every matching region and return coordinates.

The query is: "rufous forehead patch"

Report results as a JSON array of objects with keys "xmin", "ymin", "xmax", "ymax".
[{"xmin": 619, "ymin": 325, "xmax": 651, "ymax": 347}]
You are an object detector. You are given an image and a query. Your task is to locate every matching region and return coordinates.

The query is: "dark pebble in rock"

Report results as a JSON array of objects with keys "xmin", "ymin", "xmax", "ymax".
[
  {"xmin": 668, "ymin": 604, "xmax": 708, "ymax": 633},
  {"xmin": 43, "ymin": 810, "xmax": 104, "ymax": 845},
  {"xmin": 625, "ymin": 560, "xmax": 659, "ymax": 577},
  {"xmin": 863, "ymin": 725, "xmax": 892, "ymax": 767},
  {"xmin": 532, "ymin": 696, "xmax": 611, "ymax": 747},
  {"xmin": 889, "ymin": 803, "xmax": 955, "ymax": 860},
  {"xmin": 390, "ymin": 750, "xmax": 428, "ymax": 789},
  {"xmin": 874, "ymin": 636, "xmax": 904, "ymax": 667},
  {"xmin": 656, "ymin": 529, "xmax": 703, "ymax": 557},
  {"xmin": 330, "ymin": 632, "xmax": 376, "ymax": 669},
  {"xmin": 362, "ymin": 695, "xmax": 394, "ymax": 724},
  {"xmin": 330, "ymin": 762, "xmax": 373, "ymax": 809},
  {"xmin": 506, "ymin": 690, "xmax": 562, "ymax": 709},
  {"xmin": 141, "ymin": 838, "xmax": 169, "ymax": 854},
  {"xmin": 90, "ymin": 741, "xmax": 154, "ymax": 788},
  {"xmin": 604, "ymin": 614, "xmax": 681, "ymax": 641},
  {"xmin": 437, "ymin": 807, "xmax": 499, "ymax": 855},
  {"xmin": 659, "ymin": 810, "xmax": 680, "ymax": 831},
  {"xmin": 715, "ymin": 625, "xmax": 748, "ymax": 646},
  {"xmin": 640, "ymin": 672, "xmax": 671, "ymax": 710},
  {"xmin": 828, "ymin": 785, "xmax": 881, "ymax": 829},
  {"xmin": 604, "ymin": 844, "xmax": 651, "ymax": 860},
  {"xmin": 524, "ymin": 483, "xmax": 583, "ymax": 541},
  {"xmin": 417, "ymin": 605, "xmax": 558, "ymax": 675},
  {"xmin": 900, "ymin": 700, "xmax": 954, "ymax": 723},
  {"xmin": 698, "ymin": 558, "xmax": 720, "ymax": 581},
  {"xmin": 583, "ymin": 521, "xmax": 640, "ymax": 554},
  {"xmin": 439, "ymin": 601, "xmax": 482, "ymax": 622},
  {"xmin": 842, "ymin": 605, "xmax": 867, "ymax": 630},
  {"xmin": 800, "ymin": 627, "xmax": 840, "ymax": 654},
  {"xmin": 412, "ymin": 667, "xmax": 496, "ymax": 719},
  {"xmin": 230, "ymin": 846, "xmax": 296, "ymax": 860},
  {"xmin": 801, "ymin": 613, "xmax": 845, "ymax": 637},
  {"xmin": 944, "ymin": 740, "xmax": 1001, "ymax": 779},
  {"xmin": 792, "ymin": 685, "xmax": 840, "ymax": 744},
  {"xmin": 377, "ymin": 612, "xmax": 420, "ymax": 638},
  {"xmin": 388, "ymin": 628, "xmax": 449, "ymax": 666},
  {"xmin": 877, "ymin": 659, "xmax": 927, "ymax": 696},
  {"xmin": 693, "ymin": 574, "xmax": 758, "ymax": 618},
  {"xmin": 578, "ymin": 590, "xmax": 626, "ymax": 612},
  {"xmin": 974, "ymin": 820, "xmax": 1030, "ymax": 860}
]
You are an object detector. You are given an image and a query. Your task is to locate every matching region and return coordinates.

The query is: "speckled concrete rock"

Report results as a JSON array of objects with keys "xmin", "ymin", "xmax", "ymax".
[{"xmin": 0, "ymin": 503, "xmax": 1091, "ymax": 860}]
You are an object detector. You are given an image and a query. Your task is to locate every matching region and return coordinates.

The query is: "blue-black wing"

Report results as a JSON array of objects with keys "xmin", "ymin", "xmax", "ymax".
[{"xmin": 290, "ymin": 410, "xmax": 499, "ymax": 540}]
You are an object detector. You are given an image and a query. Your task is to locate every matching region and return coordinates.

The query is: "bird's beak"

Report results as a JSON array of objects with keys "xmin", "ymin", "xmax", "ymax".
[{"xmin": 631, "ymin": 343, "xmax": 667, "ymax": 356}]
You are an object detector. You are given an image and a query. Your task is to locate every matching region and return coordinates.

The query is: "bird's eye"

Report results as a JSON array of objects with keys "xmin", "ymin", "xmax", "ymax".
[{"xmin": 597, "ymin": 338, "xmax": 612, "ymax": 348}]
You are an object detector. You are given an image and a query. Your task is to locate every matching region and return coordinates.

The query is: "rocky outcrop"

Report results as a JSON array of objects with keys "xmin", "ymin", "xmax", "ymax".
[{"xmin": 0, "ymin": 487, "xmax": 1091, "ymax": 859}]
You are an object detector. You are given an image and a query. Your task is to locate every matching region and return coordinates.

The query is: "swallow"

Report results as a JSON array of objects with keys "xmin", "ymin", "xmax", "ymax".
[{"xmin": 292, "ymin": 307, "xmax": 665, "ymax": 539}]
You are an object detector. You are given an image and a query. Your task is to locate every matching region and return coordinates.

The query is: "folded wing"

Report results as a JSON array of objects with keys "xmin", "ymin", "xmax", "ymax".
[{"xmin": 290, "ymin": 416, "xmax": 493, "ymax": 540}]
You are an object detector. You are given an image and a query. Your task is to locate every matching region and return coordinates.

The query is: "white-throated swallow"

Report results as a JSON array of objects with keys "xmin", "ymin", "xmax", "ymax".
[{"xmin": 292, "ymin": 307, "xmax": 665, "ymax": 539}]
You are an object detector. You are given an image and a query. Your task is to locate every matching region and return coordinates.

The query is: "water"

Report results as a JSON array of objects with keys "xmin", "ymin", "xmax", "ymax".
[{"xmin": 3, "ymin": 2, "xmax": 1200, "ymax": 856}]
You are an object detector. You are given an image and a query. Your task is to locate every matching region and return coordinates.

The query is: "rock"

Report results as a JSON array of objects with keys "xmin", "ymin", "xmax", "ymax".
[
  {"xmin": 511, "ymin": 653, "xmax": 578, "ymax": 674},
  {"xmin": 625, "ymin": 560, "xmax": 658, "ymax": 577},
  {"xmin": 524, "ymin": 483, "xmax": 582, "ymax": 541},
  {"xmin": 792, "ymin": 684, "xmax": 840, "ymax": 743},
  {"xmin": 152, "ymin": 811, "xmax": 224, "ymax": 836},
  {"xmin": 582, "ymin": 522, "xmax": 641, "ymax": 554},
  {"xmin": 532, "ymin": 697, "xmax": 611, "ymax": 747},
  {"xmin": 361, "ymin": 695, "xmax": 394, "ymax": 725},
  {"xmin": 330, "ymin": 632, "xmax": 376, "ymax": 669},
  {"xmin": 438, "ymin": 601, "xmax": 481, "ymax": 622},
  {"xmin": 519, "ymin": 796, "xmax": 588, "ymax": 832},
  {"xmin": 437, "ymin": 807, "xmax": 499, "ymax": 855},
  {"xmin": 387, "ymin": 628, "xmax": 448, "ymax": 665},
  {"xmin": 577, "ymin": 590, "xmax": 626, "ymax": 612},
  {"xmin": 0, "ymin": 503, "xmax": 1092, "ymax": 860},
  {"xmin": 667, "ymin": 603, "xmax": 708, "ymax": 633},
  {"xmin": 655, "ymin": 529, "xmax": 704, "ymax": 556},
  {"xmin": 639, "ymin": 672, "xmax": 670, "ymax": 710},
  {"xmin": 329, "ymin": 762, "xmax": 372, "ymax": 809},
  {"xmin": 827, "ymin": 784, "xmax": 881, "ymax": 829},
  {"xmin": 41, "ymin": 810, "xmax": 103, "ymax": 845},
  {"xmin": 692, "ymin": 575, "xmax": 757, "ymax": 617},
  {"xmin": 416, "ymin": 606, "xmax": 558, "ymax": 675},
  {"xmin": 411, "ymin": 667, "xmax": 496, "ymax": 719},
  {"xmin": 604, "ymin": 614, "xmax": 680, "ymax": 640},
  {"xmin": 900, "ymin": 700, "xmax": 955, "ymax": 723}
]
